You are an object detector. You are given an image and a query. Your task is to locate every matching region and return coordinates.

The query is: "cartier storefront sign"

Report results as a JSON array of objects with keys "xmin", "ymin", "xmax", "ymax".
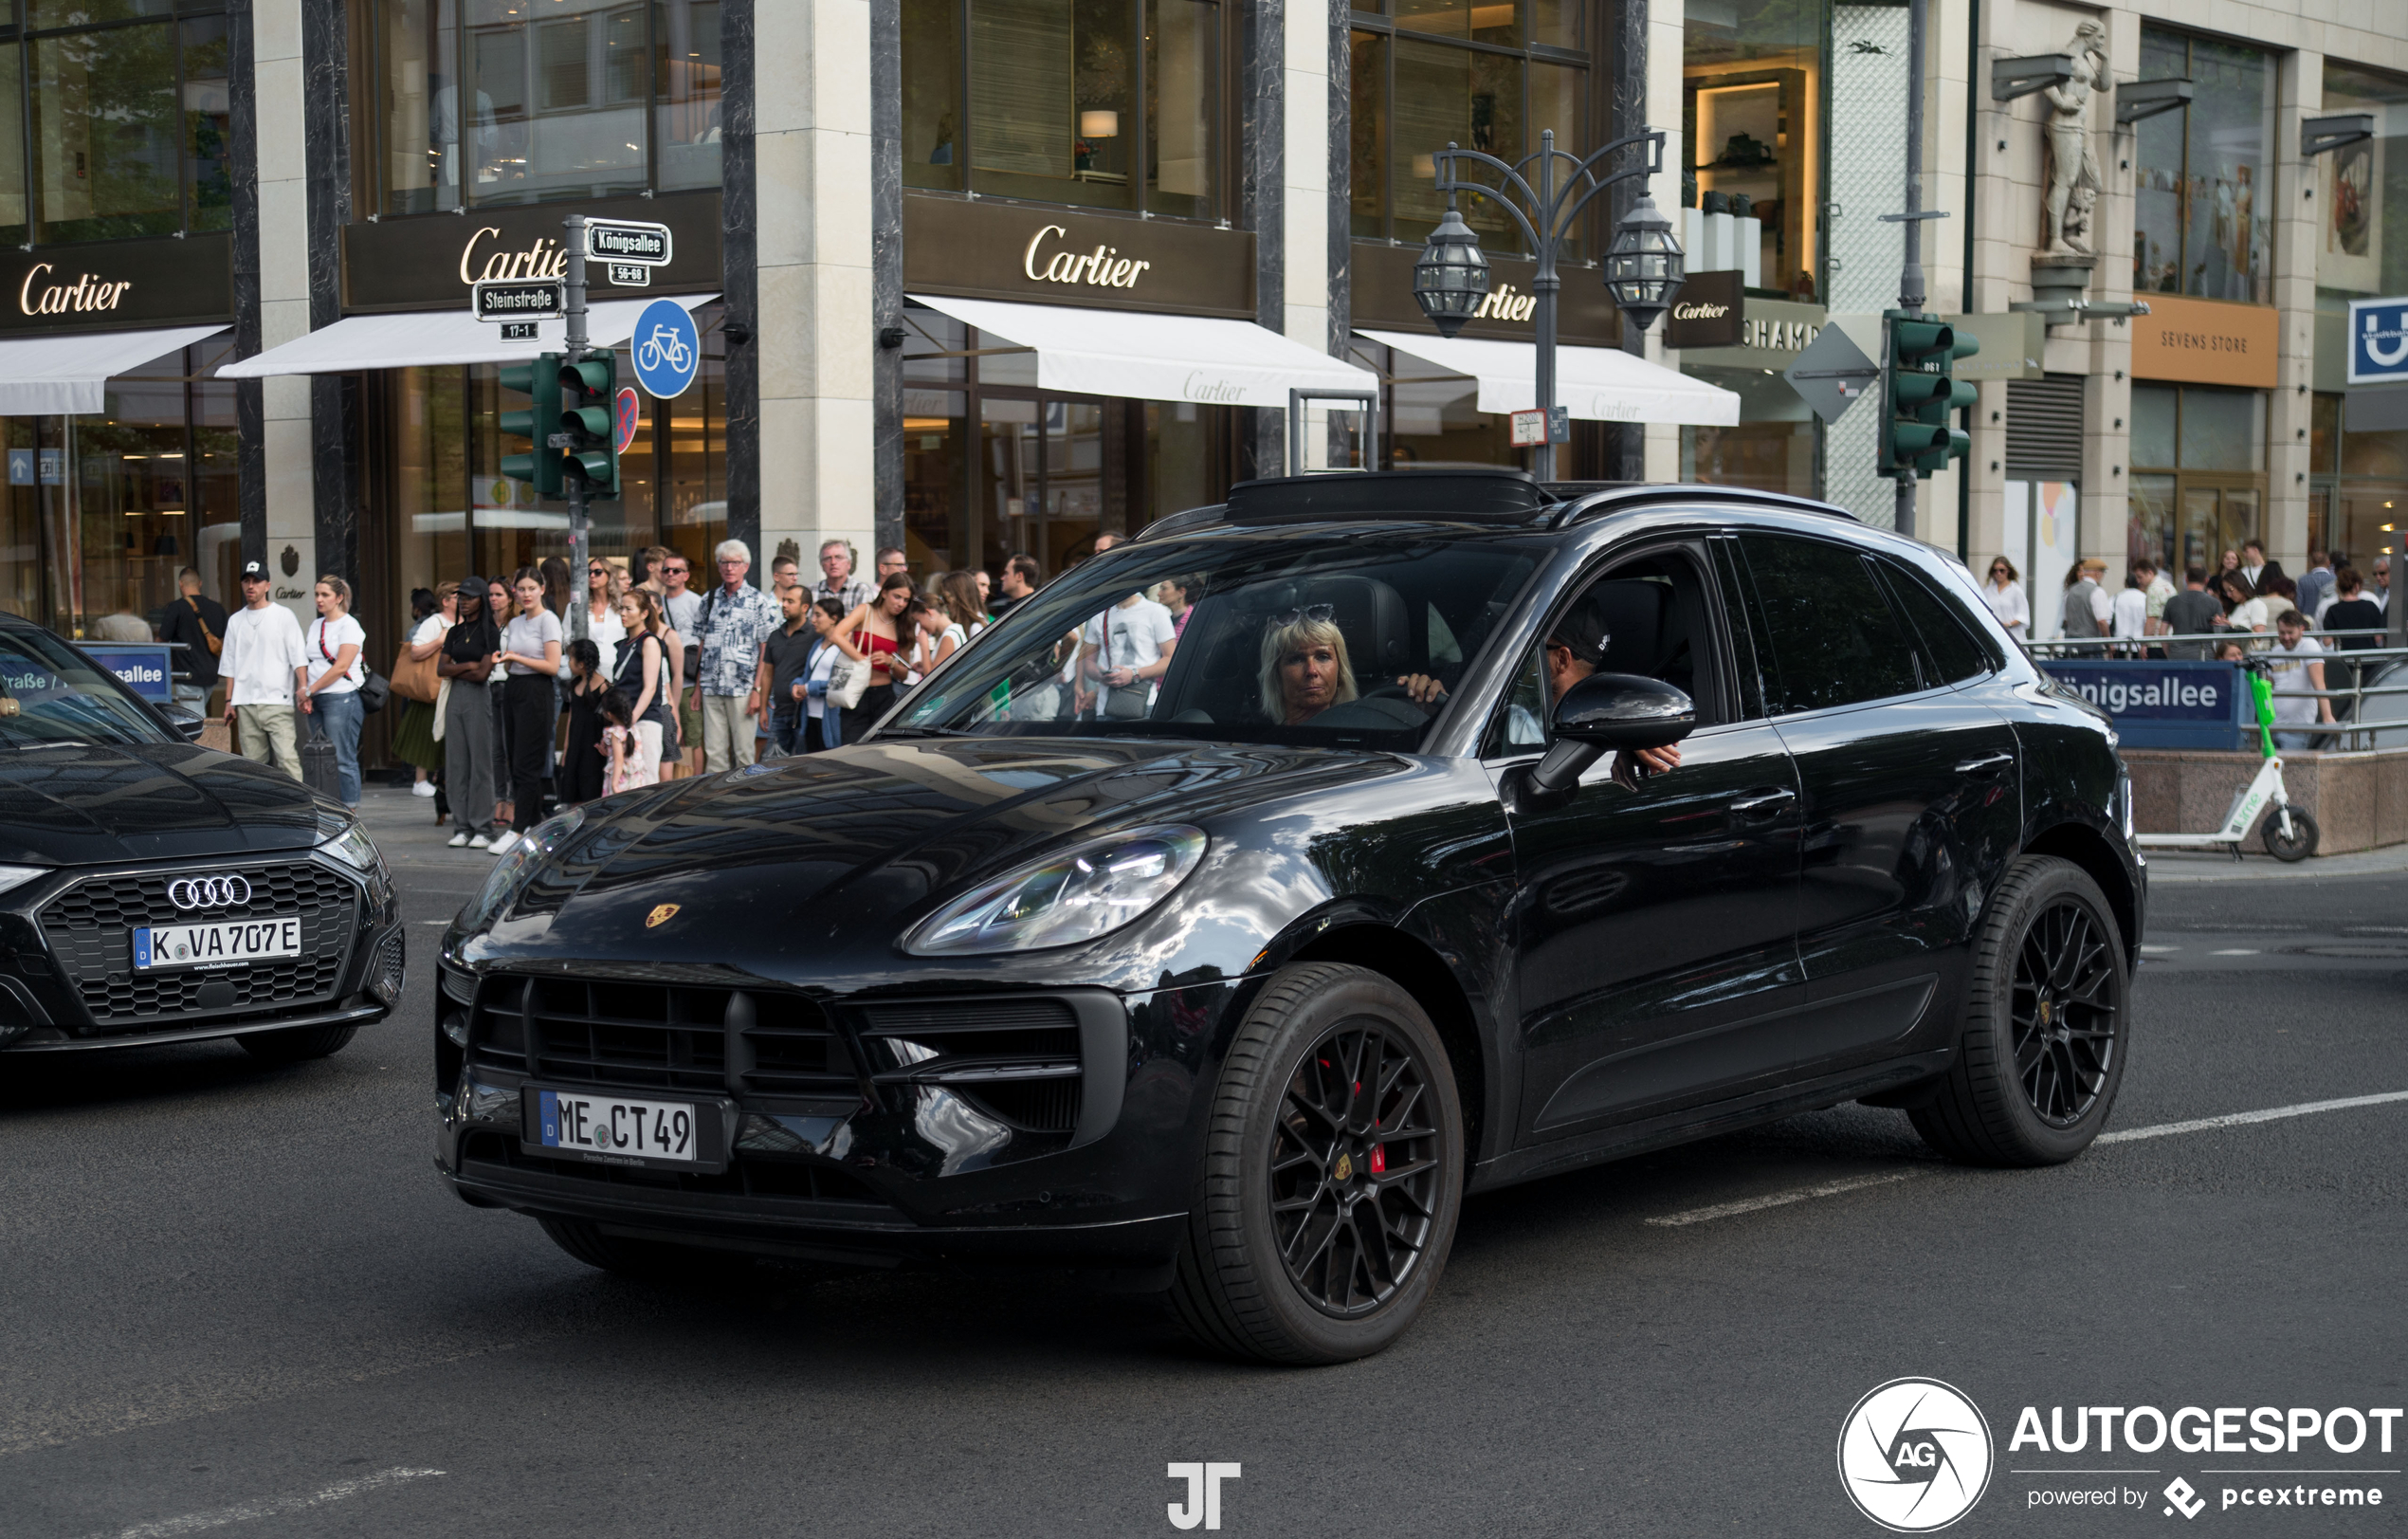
[
  {"xmin": 1350, "ymin": 240, "xmax": 1622, "ymax": 347},
  {"xmin": 0, "ymin": 234, "xmax": 232, "ymax": 333},
  {"xmin": 341, "ymin": 191, "xmax": 721, "ymax": 312},
  {"xmin": 905, "ymin": 193, "xmax": 1255, "ymax": 318},
  {"xmin": 1663, "ymin": 271, "xmax": 1743, "ymax": 349}
]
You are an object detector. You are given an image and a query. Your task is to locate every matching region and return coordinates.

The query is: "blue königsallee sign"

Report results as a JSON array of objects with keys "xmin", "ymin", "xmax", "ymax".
[
  {"xmin": 2038, "ymin": 659, "xmax": 2247, "ymax": 750},
  {"xmin": 78, "ymin": 643, "xmax": 174, "ymax": 702}
]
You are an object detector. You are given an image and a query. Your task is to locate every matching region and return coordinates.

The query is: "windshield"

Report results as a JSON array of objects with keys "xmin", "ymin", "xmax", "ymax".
[
  {"xmin": 0, "ymin": 628, "xmax": 174, "ymax": 747},
  {"xmin": 885, "ymin": 530, "xmax": 1544, "ymax": 749}
]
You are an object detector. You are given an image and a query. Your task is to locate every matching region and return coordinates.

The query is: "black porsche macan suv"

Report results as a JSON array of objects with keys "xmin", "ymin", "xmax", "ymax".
[
  {"xmin": 436, "ymin": 471, "xmax": 2142, "ymax": 1363},
  {"xmin": 0, "ymin": 614, "xmax": 402, "ymax": 1061}
]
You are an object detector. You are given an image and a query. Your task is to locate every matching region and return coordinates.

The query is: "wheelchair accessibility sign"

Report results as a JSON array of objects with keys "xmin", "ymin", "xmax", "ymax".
[
  {"xmin": 630, "ymin": 299, "xmax": 701, "ymax": 399},
  {"xmin": 2346, "ymin": 296, "xmax": 2408, "ymax": 385}
]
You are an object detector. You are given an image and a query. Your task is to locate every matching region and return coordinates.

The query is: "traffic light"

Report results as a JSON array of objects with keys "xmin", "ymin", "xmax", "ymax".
[
  {"xmin": 1880, "ymin": 314, "xmax": 1979, "ymax": 478},
  {"xmin": 498, "ymin": 353, "xmax": 563, "ymax": 497},
  {"xmin": 557, "ymin": 351, "xmax": 619, "ymax": 501}
]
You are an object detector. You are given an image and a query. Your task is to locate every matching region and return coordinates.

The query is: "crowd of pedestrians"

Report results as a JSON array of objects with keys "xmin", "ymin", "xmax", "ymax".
[{"xmin": 1980, "ymin": 539, "xmax": 2396, "ymax": 753}]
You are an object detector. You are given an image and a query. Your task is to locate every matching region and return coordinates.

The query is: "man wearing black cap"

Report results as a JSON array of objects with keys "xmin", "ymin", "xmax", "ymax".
[
  {"xmin": 218, "ymin": 559, "xmax": 308, "ymax": 778},
  {"xmin": 1402, "ymin": 594, "xmax": 1681, "ymax": 776}
]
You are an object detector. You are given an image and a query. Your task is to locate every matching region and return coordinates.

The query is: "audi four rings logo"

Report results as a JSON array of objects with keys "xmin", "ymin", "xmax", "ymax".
[{"xmin": 169, "ymin": 875, "xmax": 252, "ymax": 910}]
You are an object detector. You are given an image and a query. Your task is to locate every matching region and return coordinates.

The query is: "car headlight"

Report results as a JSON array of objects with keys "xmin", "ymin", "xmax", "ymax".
[
  {"xmin": 316, "ymin": 815, "xmax": 385, "ymax": 875},
  {"xmin": 460, "ymin": 805, "xmax": 589, "ymax": 933},
  {"xmin": 0, "ymin": 863, "xmax": 49, "ymax": 898},
  {"xmin": 903, "ymin": 824, "xmax": 1207, "ymax": 957}
]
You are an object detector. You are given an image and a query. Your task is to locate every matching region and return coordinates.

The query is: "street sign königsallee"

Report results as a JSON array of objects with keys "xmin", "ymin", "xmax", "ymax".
[
  {"xmin": 585, "ymin": 219, "xmax": 673, "ymax": 266},
  {"xmin": 473, "ymin": 278, "xmax": 564, "ymax": 321}
]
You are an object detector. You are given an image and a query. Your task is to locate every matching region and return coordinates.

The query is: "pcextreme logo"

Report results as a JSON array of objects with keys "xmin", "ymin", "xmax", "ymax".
[{"xmin": 1838, "ymin": 1378, "xmax": 1996, "ymax": 1531}]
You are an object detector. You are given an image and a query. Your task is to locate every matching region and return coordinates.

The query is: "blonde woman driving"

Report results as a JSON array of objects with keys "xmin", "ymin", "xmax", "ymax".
[{"xmin": 1259, "ymin": 607, "xmax": 1359, "ymax": 725}]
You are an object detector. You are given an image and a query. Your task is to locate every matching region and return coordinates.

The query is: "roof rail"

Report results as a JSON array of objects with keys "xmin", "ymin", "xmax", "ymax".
[{"xmin": 1554, "ymin": 482, "xmax": 1862, "ymax": 527}]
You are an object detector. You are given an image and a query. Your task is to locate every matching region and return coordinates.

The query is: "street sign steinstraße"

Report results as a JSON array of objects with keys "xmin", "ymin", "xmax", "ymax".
[
  {"xmin": 473, "ymin": 278, "xmax": 564, "ymax": 322},
  {"xmin": 585, "ymin": 219, "xmax": 673, "ymax": 266}
]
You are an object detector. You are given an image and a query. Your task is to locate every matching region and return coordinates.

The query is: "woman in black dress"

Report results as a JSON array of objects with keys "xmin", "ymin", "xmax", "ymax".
[{"xmin": 557, "ymin": 638, "xmax": 611, "ymax": 804}]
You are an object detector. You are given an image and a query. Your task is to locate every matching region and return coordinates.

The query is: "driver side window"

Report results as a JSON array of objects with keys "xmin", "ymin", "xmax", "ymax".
[{"xmin": 1482, "ymin": 548, "xmax": 1725, "ymax": 759}]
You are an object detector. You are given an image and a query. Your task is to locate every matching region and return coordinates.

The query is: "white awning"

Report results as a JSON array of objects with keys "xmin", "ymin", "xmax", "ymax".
[
  {"xmin": 909, "ymin": 294, "xmax": 1375, "ymax": 410},
  {"xmin": 1359, "ymin": 329, "xmax": 1742, "ymax": 427},
  {"xmin": 214, "ymin": 294, "xmax": 718, "ymax": 378},
  {"xmin": 0, "ymin": 324, "xmax": 229, "ymax": 415}
]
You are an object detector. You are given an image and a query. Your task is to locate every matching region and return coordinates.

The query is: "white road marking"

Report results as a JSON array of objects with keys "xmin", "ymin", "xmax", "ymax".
[
  {"xmin": 2095, "ymin": 1090, "xmax": 2408, "ymax": 1145},
  {"xmin": 1646, "ymin": 1091, "xmax": 2408, "ymax": 1227},
  {"xmin": 1645, "ymin": 1170, "xmax": 1925, "ymax": 1227},
  {"xmin": 2209, "ymin": 947, "xmax": 2260, "ymax": 956},
  {"xmin": 2139, "ymin": 944, "xmax": 2180, "ymax": 954},
  {"xmin": 74, "ymin": 1467, "xmax": 445, "ymax": 1539}
]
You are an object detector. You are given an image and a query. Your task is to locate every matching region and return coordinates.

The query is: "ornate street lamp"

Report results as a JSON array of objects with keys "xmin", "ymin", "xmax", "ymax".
[
  {"xmin": 1410, "ymin": 129, "xmax": 1685, "ymax": 479},
  {"xmin": 1412, "ymin": 203, "xmax": 1490, "ymax": 339},
  {"xmin": 1602, "ymin": 194, "xmax": 1685, "ymax": 335}
]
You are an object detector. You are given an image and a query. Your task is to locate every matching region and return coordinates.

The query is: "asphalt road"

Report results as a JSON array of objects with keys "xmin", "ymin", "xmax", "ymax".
[{"xmin": 4, "ymin": 790, "xmax": 2402, "ymax": 1538}]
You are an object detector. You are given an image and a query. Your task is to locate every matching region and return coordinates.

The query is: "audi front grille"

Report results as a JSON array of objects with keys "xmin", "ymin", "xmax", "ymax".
[{"xmin": 37, "ymin": 862, "xmax": 362, "ymax": 1030}]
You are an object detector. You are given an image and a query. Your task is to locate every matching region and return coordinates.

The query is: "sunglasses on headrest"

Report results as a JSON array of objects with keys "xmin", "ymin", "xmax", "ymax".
[{"xmin": 1273, "ymin": 603, "xmax": 1336, "ymax": 627}]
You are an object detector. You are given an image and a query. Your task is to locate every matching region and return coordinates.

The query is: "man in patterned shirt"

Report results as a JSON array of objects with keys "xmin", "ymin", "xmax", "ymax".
[{"xmin": 693, "ymin": 538, "xmax": 784, "ymax": 773}]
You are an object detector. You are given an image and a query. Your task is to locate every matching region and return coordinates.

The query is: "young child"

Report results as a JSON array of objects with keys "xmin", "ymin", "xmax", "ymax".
[{"xmin": 598, "ymin": 687, "xmax": 654, "ymax": 795}]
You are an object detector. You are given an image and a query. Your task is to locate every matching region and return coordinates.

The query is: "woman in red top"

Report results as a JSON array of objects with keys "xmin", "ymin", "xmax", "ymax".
[{"xmin": 830, "ymin": 572, "xmax": 914, "ymax": 741}]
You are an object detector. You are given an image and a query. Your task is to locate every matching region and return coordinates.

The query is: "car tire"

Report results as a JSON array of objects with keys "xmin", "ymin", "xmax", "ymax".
[
  {"xmin": 2262, "ymin": 805, "xmax": 2319, "ymax": 863},
  {"xmin": 1166, "ymin": 962, "xmax": 1464, "ymax": 1365},
  {"xmin": 236, "ymin": 1023, "xmax": 357, "ymax": 1063},
  {"xmin": 1909, "ymin": 855, "xmax": 2129, "ymax": 1167}
]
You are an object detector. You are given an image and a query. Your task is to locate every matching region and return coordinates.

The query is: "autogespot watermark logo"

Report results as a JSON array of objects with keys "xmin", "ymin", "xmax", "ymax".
[{"xmin": 1838, "ymin": 1378, "xmax": 1997, "ymax": 1531}]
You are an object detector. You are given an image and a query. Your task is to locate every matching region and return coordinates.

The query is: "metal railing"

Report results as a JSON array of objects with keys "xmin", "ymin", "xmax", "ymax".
[{"xmin": 2022, "ymin": 631, "xmax": 2408, "ymax": 751}]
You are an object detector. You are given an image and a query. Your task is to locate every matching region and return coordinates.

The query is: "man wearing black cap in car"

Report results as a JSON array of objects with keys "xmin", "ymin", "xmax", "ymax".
[{"xmin": 1398, "ymin": 594, "xmax": 1681, "ymax": 776}]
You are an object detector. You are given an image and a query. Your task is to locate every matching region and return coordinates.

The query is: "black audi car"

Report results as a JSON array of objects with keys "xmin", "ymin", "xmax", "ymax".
[
  {"xmin": 0, "ymin": 614, "xmax": 402, "ymax": 1062},
  {"xmin": 436, "ymin": 471, "xmax": 2142, "ymax": 1363}
]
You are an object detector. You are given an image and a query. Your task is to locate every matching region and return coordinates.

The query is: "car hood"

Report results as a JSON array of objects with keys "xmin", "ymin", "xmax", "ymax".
[
  {"xmin": 0, "ymin": 740, "xmax": 328, "ymax": 866},
  {"xmin": 496, "ymin": 736, "xmax": 1405, "ymax": 951}
]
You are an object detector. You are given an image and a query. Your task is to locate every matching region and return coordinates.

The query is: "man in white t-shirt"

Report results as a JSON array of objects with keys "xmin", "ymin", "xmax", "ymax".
[
  {"xmin": 1084, "ymin": 591, "xmax": 1177, "ymax": 718},
  {"xmin": 2109, "ymin": 569, "xmax": 2149, "ymax": 652},
  {"xmin": 217, "ymin": 559, "xmax": 309, "ymax": 779},
  {"xmin": 2266, "ymin": 609, "xmax": 2334, "ymax": 752}
]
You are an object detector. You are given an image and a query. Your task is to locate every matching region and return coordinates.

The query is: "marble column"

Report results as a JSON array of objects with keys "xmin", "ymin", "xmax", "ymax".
[
  {"xmin": 1613, "ymin": 0, "xmax": 1647, "ymax": 482},
  {"xmin": 302, "ymin": 0, "xmax": 354, "ymax": 590},
  {"xmin": 748, "ymin": 1, "xmax": 876, "ymax": 580},
  {"xmin": 721, "ymin": 0, "xmax": 758, "ymax": 569},
  {"xmin": 871, "ymin": 2, "xmax": 904, "ymax": 557},
  {"xmin": 1640, "ymin": 0, "xmax": 1682, "ymax": 485},
  {"xmin": 2267, "ymin": 47, "xmax": 2322, "ymax": 573},
  {"xmin": 229, "ymin": 0, "xmax": 265, "ymax": 574},
  {"xmin": 251, "ymin": 0, "xmax": 319, "ymax": 631},
  {"xmin": 1243, "ymin": 0, "xmax": 1285, "ymax": 476},
  {"xmin": 1326, "ymin": 0, "xmax": 1351, "ymax": 362}
]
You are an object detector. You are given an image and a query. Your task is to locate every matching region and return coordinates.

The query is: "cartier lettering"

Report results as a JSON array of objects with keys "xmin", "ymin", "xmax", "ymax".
[
  {"xmin": 1472, "ymin": 283, "xmax": 1539, "ymax": 323},
  {"xmin": 458, "ymin": 228, "xmax": 571, "ymax": 286},
  {"xmin": 18, "ymin": 264, "xmax": 133, "ymax": 316},
  {"xmin": 1022, "ymin": 225, "xmax": 1151, "ymax": 289},
  {"xmin": 1671, "ymin": 299, "xmax": 1732, "ymax": 321}
]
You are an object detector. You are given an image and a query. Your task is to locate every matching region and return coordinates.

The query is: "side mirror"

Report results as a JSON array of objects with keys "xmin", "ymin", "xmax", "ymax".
[{"xmin": 1526, "ymin": 672, "xmax": 1696, "ymax": 797}]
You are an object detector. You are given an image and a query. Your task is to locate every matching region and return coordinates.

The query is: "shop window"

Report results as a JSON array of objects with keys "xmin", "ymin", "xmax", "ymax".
[
  {"xmin": 2318, "ymin": 64, "xmax": 2408, "ymax": 299},
  {"xmin": 0, "ymin": 338, "xmax": 240, "ymax": 638},
  {"xmin": 1347, "ymin": 2, "xmax": 1593, "ymax": 255},
  {"xmin": 1679, "ymin": 367, "xmax": 1815, "ymax": 496},
  {"xmin": 363, "ymin": 0, "xmax": 721, "ymax": 216},
  {"xmin": 1684, "ymin": 0, "xmax": 1819, "ymax": 302},
  {"xmin": 2126, "ymin": 382, "xmax": 2268, "ymax": 577},
  {"xmin": 903, "ymin": 0, "xmax": 1224, "ymax": 222},
  {"xmin": 2133, "ymin": 26, "xmax": 2274, "ymax": 303},
  {"xmin": 0, "ymin": 3, "xmax": 230, "ymax": 246}
]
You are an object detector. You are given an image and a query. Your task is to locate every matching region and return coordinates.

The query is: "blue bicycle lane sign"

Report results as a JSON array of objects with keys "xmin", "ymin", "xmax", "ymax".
[{"xmin": 630, "ymin": 299, "xmax": 701, "ymax": 398}]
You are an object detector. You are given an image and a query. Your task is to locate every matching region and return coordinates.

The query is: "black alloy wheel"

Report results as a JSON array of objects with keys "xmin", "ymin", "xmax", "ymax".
[
  {"xmin": 1169, "ymin": 962, "xmax": 1464, "ymax": 1364},
  {"xmin": 1909, "ymin": 855, "xmax": 2130, "ymax": 1166},
  {"xmin": 1268, "ymin": 1020, "xmax": 1444, "ymax": 1317},
  {"xmin": 2009, "ymin": 897, "xmax": 2121, "ymax": 1127}
]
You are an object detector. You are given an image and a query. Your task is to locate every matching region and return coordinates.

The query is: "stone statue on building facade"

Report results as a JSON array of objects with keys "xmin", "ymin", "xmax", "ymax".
[{"xmin": 2041, "ymin": 21, "xmax": 2108, "ymax": 255}]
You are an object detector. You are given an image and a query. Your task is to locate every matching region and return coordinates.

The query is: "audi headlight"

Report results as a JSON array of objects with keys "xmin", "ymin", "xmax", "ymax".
[
  {"xmin": 316, "ymin": 815, "xmax": 384, "ymax": 876},
  {"xmin": 461, "ymin": 805, "xmax": 589, "ymax": 933},
  {"xmin": 0, "ymin": 863, "xmax": 50, "ymax": 898},
  {"xmin": 903, "ymin": 825, "xmax": 1207, "ymax": 957}
]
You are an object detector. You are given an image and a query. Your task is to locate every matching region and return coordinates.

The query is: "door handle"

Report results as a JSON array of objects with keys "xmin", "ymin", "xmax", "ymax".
[
  {"xmin": 1728, "ymin": 786, "xmax": 1797, "ymax": 820},
  {"xmin": 1953, "ymin": 751, "xmax": 2015, "ymax": 778}
]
